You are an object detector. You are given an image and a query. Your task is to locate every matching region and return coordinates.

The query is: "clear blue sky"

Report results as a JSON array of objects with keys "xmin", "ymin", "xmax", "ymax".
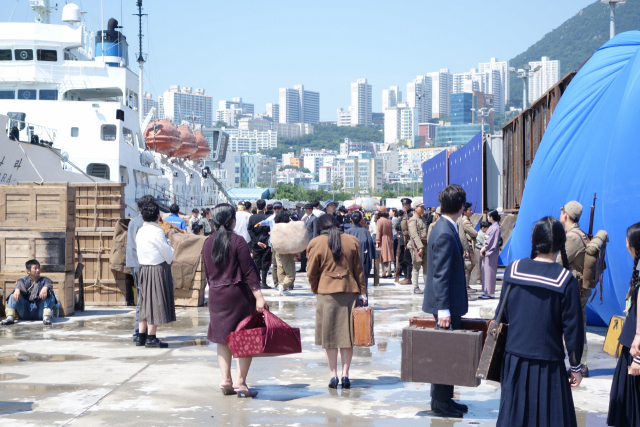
[{"xmin": 3, "ymin": 0, "xmax": 598, "ymax": 120}]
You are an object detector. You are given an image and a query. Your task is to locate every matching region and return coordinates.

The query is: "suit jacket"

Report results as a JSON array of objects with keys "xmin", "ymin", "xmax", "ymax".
[
  {"xmin": 305, "ymin": 213, "xmax": 318, "ymax": 240},
  {"xmin": 422, "ymin": 217, "xmax": 468, "ymax": 317},
  {"xmin": 248, "ymin": 212, "xmax": 270, "ymax": 247}
]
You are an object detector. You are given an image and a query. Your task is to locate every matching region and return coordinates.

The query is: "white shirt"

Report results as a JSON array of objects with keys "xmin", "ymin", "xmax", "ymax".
[
  {"xmin": 438, "ymin": 213, "xmax": 459, "ymax": 319},
  {"xmin": 312, "ymin": 209, "xmax": 324, "ymax": 219},
  {"xmin": 234, "ymin": 210, "xmax": 252, "ymax": 243},
  {"xmin": 188, "ymin": 215, "xmax": 198, "ymax": 234},
  {"xmin": 136, "ymin": 222, "xmax": 174, "ymax": 265}
]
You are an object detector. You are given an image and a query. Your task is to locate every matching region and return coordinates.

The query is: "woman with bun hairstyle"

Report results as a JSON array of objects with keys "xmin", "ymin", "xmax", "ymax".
[
  {"xmin": 608, "ymin": 222, "xmax": 640, "ymax": 427},
  {"xmin": 202, "ymin": 203, "xmax": 266, "ymax": 398},
  {"xmin": 479, "ymin": 209, "xmax": 501, "ymax": 299},
  {"xmin": 495, "ymin": 216, "xmax": 583, "ymax": 427}
]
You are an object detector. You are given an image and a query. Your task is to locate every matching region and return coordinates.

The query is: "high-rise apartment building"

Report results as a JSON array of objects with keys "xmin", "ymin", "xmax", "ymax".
[
  {"xmin": 451, "ymin": 93, "xmax": 473, "ymax": 125},
  {"xmin": 427, "ymin": 69, "xmax": 453, "ymax": 119},
  {"xmin": 344, "ymin": 157, "xmax": 383, "ymax": 193},
  {"xmin": 350, "ymin": 78, "xmax": 372, "ymax": 126},
  {"xmin": 218, "ymin": 98, "xmax": 254, "ymax": 116},
  {"xmin": 382, "ymin": 86, "xmax": 402, "ymax": 111},
  {"xmin": 452, "ymin": 70, "xmax": 485, "ymax": 94},
  {"xmin": 142, "ymin": 91, "xmax": 158, "ymax": 119},
  {"xmin": 384, "ymin": 102, "xmax": 418, "ymax": 147},
  {"xmin": 478, "ymin": 58, "xmax": 509, "ymax": 113},
  {"xmin": 224, "ymin": 129, "xmax": 277, "ymax": 153},
  {"xmin": 528, "ymin": 57, "xmax": 561, "ymax": 104},
  {"xmin": 279, "ymin": 85, "xmax": 320, "ymax": 124},
  {"xmin": 266, "ymin": 103, "xmax": 279, "ymax": 123},
  {"xmin": 159, "ymin": 85, "xmax": 213, "ymax": 127},
  {"xmin": 337, "ymin": 107, "xmax": 351, "ymax": 127},
  {"xmin": 406, "ymin": 75, "xmax": 432, "ymax": 123}
]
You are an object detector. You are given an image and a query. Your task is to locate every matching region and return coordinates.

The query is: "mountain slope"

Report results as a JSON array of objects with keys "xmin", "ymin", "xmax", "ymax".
[{"xmin": 508, "ymin": 0, "xmax": 640, "ymax": 108}]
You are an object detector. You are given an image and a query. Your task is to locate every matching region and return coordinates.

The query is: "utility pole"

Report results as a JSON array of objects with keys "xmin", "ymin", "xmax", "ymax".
[
  {"xmin": 601, "ymin": 0, "xmax": 626, "ymax": 39},
  {"xmin": 134, "ymin": 1, "xmax": 147, "ymax": 126},
  {"xmin": 510, "ymin": 64, "xmax": 541, "ymax": 110}
]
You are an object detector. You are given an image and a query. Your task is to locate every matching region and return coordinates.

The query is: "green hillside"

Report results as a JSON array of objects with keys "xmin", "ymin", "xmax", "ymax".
[{"xmin": 508, "ymin": 0, "xmax": 640, "ymax": 108}]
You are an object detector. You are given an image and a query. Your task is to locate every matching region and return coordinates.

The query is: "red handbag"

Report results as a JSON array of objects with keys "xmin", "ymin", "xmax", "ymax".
[{"xmin": 225, "ymin": 309, "xmax": 302, "ymax": 358}]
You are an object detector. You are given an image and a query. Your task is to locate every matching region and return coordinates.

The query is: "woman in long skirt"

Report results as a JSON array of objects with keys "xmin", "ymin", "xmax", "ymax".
[
  {"xmin": 135, "ymin": 199, "xmax": 176, "ymax": 348},
  {"xmin": 496, "ymin": 216, "xmax": 583, "ymax": 427},
  {"xmin": 479, "ymin": 210, "xmax": 501, "ymax": 299},
  {"xmin": 608, "ymin": 222, "xmax": 640, "ymax": 426}
]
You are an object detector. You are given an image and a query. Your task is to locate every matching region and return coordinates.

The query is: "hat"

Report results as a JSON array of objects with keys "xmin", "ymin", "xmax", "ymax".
[
  {"xmin": 304, "ymin": 203, "xmax": 313, "ymax": 209},
  {"xmin": 435, "ymin": 206, "xmax": 441, "ymax": 215},
  {"xmin": 324, "ymin": 199, "xmax": 335, "ymax": 206},
  {"xmin": 415, "ymin": 202, "xmax": 425, "ymax": 209},
  {"xmin": 272, "ymin": 201, "xmax": 283, "ymax": 209},
  {"xmin": 561, "ymin": 201, "xmax": 583, "ymax": 221},
  {"xmin": 401, "ymin": 198, "xmax": 412, "ymax": 205}
]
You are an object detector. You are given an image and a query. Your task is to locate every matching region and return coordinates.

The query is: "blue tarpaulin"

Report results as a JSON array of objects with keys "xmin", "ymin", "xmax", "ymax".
[
  {"xmin": 448, "ymin": 132, "xmax": 483, "ymax": 213},
  {"xmin": 506, "ymin": 32, "xmax": 640, "ymax": 326},
  {"xmin": 422, "ymin": 149, "xmax": 448, "ymax": 207}
]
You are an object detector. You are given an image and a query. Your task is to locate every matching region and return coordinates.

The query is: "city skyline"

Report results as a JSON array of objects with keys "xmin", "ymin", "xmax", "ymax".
[{"xmin": 0, "ymin": 0, "xmax": 596, "ymax": 120}]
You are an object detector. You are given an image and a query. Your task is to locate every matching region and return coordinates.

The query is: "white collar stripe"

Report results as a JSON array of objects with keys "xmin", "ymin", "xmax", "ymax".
[{"xmin": 509, "ymin": 260, "xmax": 570, "ymax": 288}]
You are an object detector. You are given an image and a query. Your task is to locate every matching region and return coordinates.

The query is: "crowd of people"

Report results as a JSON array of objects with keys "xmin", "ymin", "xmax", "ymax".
[{"xmin": 4, "ymin": 187, "xmax": 640, "ymax": 426}]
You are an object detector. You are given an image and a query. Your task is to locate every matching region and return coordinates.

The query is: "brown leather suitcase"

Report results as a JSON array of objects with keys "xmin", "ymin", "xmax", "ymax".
[
  {"xmin": 353, "ymin": 306, "xmax": 375, "ymax": 347},
  {"xmin": 401, "ymin": 325, "xmax": 483, "ymax": 387},
  {"xmin": 477, "ymin": 283, "xmax": 512, "ymax": 383},
  {"xmin": 409, "ymin": 317, "xmax": 491, "ymax": 346}
]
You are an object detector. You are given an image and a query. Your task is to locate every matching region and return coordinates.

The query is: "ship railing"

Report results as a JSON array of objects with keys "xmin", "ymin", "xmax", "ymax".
[
  {"xmin": 0, "ymin": 63, "xmax": 111, "ymax": 83},
  {"xmin": 134, "ymin": 182, "xmax": 205, "ymax": 213},
  {"xmin": 4, "ymin": 116, "xmax": 57, "ymax": 145}
]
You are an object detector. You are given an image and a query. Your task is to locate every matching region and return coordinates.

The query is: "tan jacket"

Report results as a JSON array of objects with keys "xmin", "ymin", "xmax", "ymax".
[
  {"xmin": 559, "ymin": 223, "xmax": 587, "ymax": 283},
  {"xmin": 427, "ymin": 221, "xmax": 436, "ymax": 243},
  {"xmin": 457, "ymin": 215, "xmax": 478, "ymax": 251},
  {"xmin": 408, "ymin": 215, "xmax": 428, "ymax": 251},
  {"xmin": 307, "ymin": 234, "xmax": 366, "ymax": 295}
]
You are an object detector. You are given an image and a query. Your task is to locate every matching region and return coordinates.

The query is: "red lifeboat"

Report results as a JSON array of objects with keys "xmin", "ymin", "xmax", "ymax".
[
  {"xmin": 143, "ymin": 119, "xmax": 181, "ymax": 155},
  {"xmin": 172, "ymin": 124, "xmax": 198, "ymax": 159},
  {"xmin": 190, "ymin": 130, "xmax": 211, "ymax": 160}
]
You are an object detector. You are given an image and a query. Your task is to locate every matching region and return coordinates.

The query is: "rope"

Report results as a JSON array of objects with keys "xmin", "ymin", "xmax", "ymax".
[
  {"xmin": 14, "ymin": 139, "xmax": 44, "ymax": 182},
  {"xmin": 93, "ymin": 183, "xmax": 98, "ymax": 231}
]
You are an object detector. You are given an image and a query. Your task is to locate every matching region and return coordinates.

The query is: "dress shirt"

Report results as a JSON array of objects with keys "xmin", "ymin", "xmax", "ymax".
[
  {"xmin": 312, "ymin": 209, "xmax": 324, "ymax": 219},
  {"xmin": 438, "ymin": 213, "xmax": 459, "ymax": 319},
  {"xmin": 234, "ymin": 211, "xmax": 252, "ymax": 243},
  {"xmin": 136, "ymin": 222, "xmax": 174, "ymax": 265}
]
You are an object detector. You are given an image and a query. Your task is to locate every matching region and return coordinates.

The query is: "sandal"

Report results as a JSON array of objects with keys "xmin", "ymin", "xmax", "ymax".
[
  {"xmin": 236, "ymin": 387, "xmax": 258, "ymax": 398},
  {"xmin": 220, "ymin": 385, "xmax": 237, "ymax": 396}
]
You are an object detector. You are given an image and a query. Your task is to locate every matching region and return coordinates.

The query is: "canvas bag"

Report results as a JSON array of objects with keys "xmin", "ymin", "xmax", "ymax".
[
  {"xmin": 270, "ymin": 220, "xmax": 310, "ymax": 254},
  {"xmin": 225, "ymin": 309, "xmax": 302, "ymax": 358}
]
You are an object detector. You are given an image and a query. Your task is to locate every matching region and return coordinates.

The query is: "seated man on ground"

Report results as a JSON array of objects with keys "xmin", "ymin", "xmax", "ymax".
[{"xmin": 2, "ymin": 259, "xmax": 56, "ymax": 325}]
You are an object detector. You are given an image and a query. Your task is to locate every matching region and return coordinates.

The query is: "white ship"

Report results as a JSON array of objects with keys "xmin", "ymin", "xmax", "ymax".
[{"xmin": 0, "ymin": 0, "xmax": 231, "ymax": 215}]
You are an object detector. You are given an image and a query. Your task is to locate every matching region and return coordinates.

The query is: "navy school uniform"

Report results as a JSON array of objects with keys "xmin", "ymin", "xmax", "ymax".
[
  {"xmin": 608, "ymin": 284, "xmax": 640, "ymax": 427},
  {"xmin": 495, "ymin": 258, "xmax": 584, "ymax": 427}
]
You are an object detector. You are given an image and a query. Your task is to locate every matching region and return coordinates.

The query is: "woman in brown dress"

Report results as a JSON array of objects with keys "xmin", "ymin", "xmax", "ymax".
[
  {"xmin": 307, "ymin": 214, "xmax": 367, "ymax": 389},
  {"xmin": 376, "ymin": 207, "xmax": 394, "ymax": 278},
  {"xmin": 203, "ymin": 203, "xmax": 267, "ymax": 398}
]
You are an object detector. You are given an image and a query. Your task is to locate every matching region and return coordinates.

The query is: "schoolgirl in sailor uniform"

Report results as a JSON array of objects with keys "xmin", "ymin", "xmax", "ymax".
[
  {"xmin": 496, "ymin": 216, "xmax": 584, "ymax": 427},
  {"xmin": 608, "ymin": 222, "xmax": 640, "ymax": 427}
]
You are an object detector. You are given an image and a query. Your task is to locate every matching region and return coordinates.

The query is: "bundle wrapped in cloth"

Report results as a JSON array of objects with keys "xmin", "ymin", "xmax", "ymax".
[
  {"xmin": 169, "ymin": 233, "xmax": 207, "ymax": 290},
  {"xmin": 270, "ymin": 220, "xmax": 309, "ymax": 254}
]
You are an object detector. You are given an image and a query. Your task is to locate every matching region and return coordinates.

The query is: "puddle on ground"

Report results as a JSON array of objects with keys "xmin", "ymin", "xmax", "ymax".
[
  {"xmin": 0, "ymin": 383, "xmax": 87, "ymax": 392},
  {"xmin": 166, "ymin": 337, "xmax": 211, "ymax": 347},
  {"xmin": 0, "ymin": 352, "xmax": 95, "ymax": 364},
  {"xmin": 0, "ymin": 373, "xmax": 28, "ymax": 380}
]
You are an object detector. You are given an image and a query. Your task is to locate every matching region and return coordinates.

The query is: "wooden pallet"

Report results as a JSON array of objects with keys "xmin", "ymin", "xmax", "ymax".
[
  {"xmin": 1, "ymin": 184, "xmax": 76, "ymax": 230},
  {"xmin": 174, "ymin": 257, "xmax": 206, "ymax": 307},
  {"xmin": 0, "ymin": 230, "xmax": 75, "ymax": 273},
  {"xmin": 69, "ymin": 183, "xmax": 125, "ymax": 232},
  {"xmin": 0, "ymin": 271, "xmax": 75, "ymax": 317}
]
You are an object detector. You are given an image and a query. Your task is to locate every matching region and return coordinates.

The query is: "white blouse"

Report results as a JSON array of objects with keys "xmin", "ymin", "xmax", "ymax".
[{"xmin": 136, "ymin": 222, "xmax": 174, "ymax": 265}]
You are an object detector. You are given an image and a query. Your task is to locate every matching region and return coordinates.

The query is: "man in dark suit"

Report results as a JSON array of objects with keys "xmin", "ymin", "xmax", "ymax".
[
  {"xmin": 422, "ymin": 184, "xmax": 469, "ymax": 418},
  {"xmin": 248, "ymin": 199, "xmax": 272, "ymax": 289},
  {"xmin": 298, "ymin": 203, "xmax": 318, "ymax": 273}
]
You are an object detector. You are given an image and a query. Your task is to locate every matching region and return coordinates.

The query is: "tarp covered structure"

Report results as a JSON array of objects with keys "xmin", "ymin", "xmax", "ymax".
[
  {"xmin": 422, "ymin": 149, "xmax": 448, "ymax": 208},
  {"xmin": 448, "ymin": 132, "xmax": 483, "ymax": 213},
  {"xmin": 506, "ymin": 32, "xmax": 640, "ymax": 326}
]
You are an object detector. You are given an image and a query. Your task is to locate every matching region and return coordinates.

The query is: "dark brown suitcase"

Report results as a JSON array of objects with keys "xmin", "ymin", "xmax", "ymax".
[
  {"xmin": 409, "ymin": 317, "xmax": 491, "ymax": 346},
  {"xmin": 477, "ymin": 283, "xmax": 512, "ymax": 383},
  {"xmin": 353, "ymin": 306, "xmax": 375, "ymax": 347},
  {"xmin": 401, "ymin": 326, "xmax": 483, "ymax": 387}
]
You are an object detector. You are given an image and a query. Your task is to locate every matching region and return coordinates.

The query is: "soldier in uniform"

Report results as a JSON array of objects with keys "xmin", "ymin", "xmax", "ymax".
[
  {"xmin": 407, "ymin": 202, "xmax": 428, "ymax": 295},
  {"xmin": 398, "ymin": 198, "xmax": 414, "ymax": 285},
  {"xmin": 427, "ymin": 206, "xmax": 441, "ymax": 242},
  {"xmin": 559, "ymin": 201, "xmax": 590, "ymax": 378},
  {"xmin": 456, "ymin": 203, "xmax": 478, "ymax": 293}
]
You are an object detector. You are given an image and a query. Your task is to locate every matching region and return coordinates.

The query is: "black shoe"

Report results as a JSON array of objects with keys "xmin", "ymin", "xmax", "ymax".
[
  {"xmin": 413, "ymin": 287, "xmax": 424, "ymax": 295},
  {"xmin": 296, "ymin": 269, "xmax": 306, "ymax": 273},
  {"xmin": 136, "ymin": 334, "xmax": 147, "ymax": 346},
  {"xmin": 145, "ymin": 338, "xmax": 168, "ymax": 348},
  {"xmin": 450, "ymin": 400, "xmax": 468, "ymax": 413},
  {"xmin": 341, "ymin": 377, "xmax": 351, "ymax": 389},
  {"xmin": 133, "ymin": 333, "xmax": 139, "ymax": 342},
  {"xmin": 260, "ymin": 284, "xmax": 273, "ymax": 290},
  {"xmin": 432, "ymin": 400, "xmax": 463, "ymax": 418},
  {"xmin": 328, "ymin": 377, "xmax": 339, "ymax": 389}
]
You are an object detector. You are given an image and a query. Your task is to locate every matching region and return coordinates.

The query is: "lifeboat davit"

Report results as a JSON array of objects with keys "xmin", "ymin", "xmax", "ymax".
[
  {"xmin": 143, "ymin": 119, "xmax": 181, "ymax": 155},
  {"xmin": 172, "ymin": 124, "xmax": 198, "ymax": 159},
  {"xmin": 190, "ymin": 130, "xmax": 211, "ymax": 160}
]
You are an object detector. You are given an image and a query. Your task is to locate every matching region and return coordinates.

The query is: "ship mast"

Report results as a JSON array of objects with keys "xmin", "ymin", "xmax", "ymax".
[{"xmin": 134, "ymin": 1, "xmax": 147, "ymax": 126}]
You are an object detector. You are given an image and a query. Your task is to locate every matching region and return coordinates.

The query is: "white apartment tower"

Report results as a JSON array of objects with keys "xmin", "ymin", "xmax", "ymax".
[
  {"xmin": 350, "ymin": 78, "xmax": 372, "ymax": 126},
  {"xmin": 453, "ymin": 69, "xmax": 485, "ymax": 94},
  {"xmin": 384, "ymin": 102, "xmax": 418, "ymax": 147},
  {"xmin": 266, "ymin": 103, "xmax": 279, "ymax": 123},
  {"xmin": 279, "ymin": 85, "xmax": 320, "ymax": 124},
  {"xmin": 427, "ymin": 69, "xmax": 453, "ymax": 119},
  {"xmin": 382, "ymin": 86, "xmax": 402, "ymax": 111},
  {"xmin": 142, "ymin": 91, "xmax": 158, "ymax": 119},
  {"xmin": 337, "ymin": 107, "xmax": 351, "ymax": 127},
  {"xmin": 478, "ymin": 58, "xmax": 509, "ymax": 113},
  {"xmin": 528, "ymin": 57, "xmax": 561, "ymax": 104},
  {"xmin": 406, "ymin": 75, "xmax": 432, "ymax": 123},
  {"xmin": 159, "ymin": 85, "xmax": 213, "ymax": 127}
]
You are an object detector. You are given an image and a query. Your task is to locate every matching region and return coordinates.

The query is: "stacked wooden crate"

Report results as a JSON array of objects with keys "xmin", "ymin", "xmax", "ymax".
[
  {"xmin": 0, "ymin": 184, "xmax": 76, "ymax": 317},
  {"xmin": 69, "ymin": 183, "xmax": 130, "ymax": 306},
  {"xmin": 174, "ymin": 256, "xmax": 207, "ymax": 307}
]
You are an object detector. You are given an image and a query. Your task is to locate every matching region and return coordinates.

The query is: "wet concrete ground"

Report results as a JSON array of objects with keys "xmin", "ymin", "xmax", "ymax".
[{"xmin": 0, "ymin": 268, "xmax": 615, "ymax": 426}]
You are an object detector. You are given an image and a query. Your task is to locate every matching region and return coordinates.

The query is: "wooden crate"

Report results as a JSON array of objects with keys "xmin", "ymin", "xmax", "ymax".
[
  {"xmin": 74, "ymin": 231, "xmax": 129, "ymax": 306},
  {"xmin": 174, "ymin": 257, "xmax": 206, "ymax": 307},
  {"xmin": 0, "ymin": 271, "xmax": 75, "ymax": 317},
  {"xmin": 69, "ymin": 183, "xmax": 125, "ymax": 232},
  {"xmin": 1, "ymin": 184, "xmax": 76, "ymax": 230},
  {"xmin": 0, "ymin": 230, "xmax": 74, "ymax": 273}
]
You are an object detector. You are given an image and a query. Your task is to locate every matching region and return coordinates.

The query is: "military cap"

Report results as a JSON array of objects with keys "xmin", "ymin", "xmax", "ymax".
[
  {"xmin": 304, "ymin": 203, "xmax": 313, "ymax": 209},
  {"xmin": 414, "ymin": 202, "xmax": 425, "ymax": 209},
  {"xmin": 435, "ymin": 206, "xmax": 441, "ymax": 215},
  {"xmin": 272, "ymin": 201, "xmax": 283, "ymax": 208},
  {"xmin": 401, "ymin": 197, "xmax": 412, "ymax": 206},
  {"xmin": 561, "ymin": 201, "xmax": 583, "ymax": 221}
]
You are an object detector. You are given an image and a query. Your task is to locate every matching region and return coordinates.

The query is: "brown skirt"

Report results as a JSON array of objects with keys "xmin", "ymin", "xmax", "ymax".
[
  {"xmin": 139, "ymin": 262, "xmax": 176, "ymax": 325},
  {"xmin": 315, "ymin": 293, "xmax": 358, "ymax": 349}
]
